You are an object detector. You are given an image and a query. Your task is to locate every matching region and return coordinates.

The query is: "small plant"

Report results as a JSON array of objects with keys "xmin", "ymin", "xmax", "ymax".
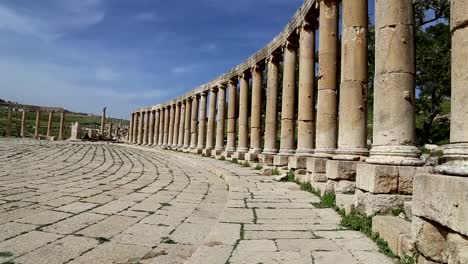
[
  {"xmin": 254, "ymin": 164, "xmax": 263, "ymax": 170},
  {"xmin": 320, "ymin": 192, "xmax": 336, "ymax": 208},
  {"xmin": 161, "ymin": 237, "xmax": 177, "ymax": 244},
  {"xmin": 271, "ymin": 168, "xmax": 280, "ymax": 176},
  {"xmin": 219, "ymin": 156, "xmax": 226, "ymax": 161},
  {"xmin": 231, "ymin": 158, "xmax": 238, "ymax": 164},
  {"xmin": 96, "ymin": 237, "xmax": 110, "ymax": 244},
  {"xmin": 242, "ymin": 161, "xmax": 250, "ymax": 167},
  {"xmin": 160, "ymin": 203, "xmax": 171, "ymax": 207},
  {"xmin": 391, "ymin": 206, "xmax": 404, "ymax": 217},
  {"xmin": 0, "ymin": 251, "xmax": 14, "ymax": 258}
]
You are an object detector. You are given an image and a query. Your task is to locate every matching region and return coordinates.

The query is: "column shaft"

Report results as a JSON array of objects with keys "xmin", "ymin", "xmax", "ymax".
[
  {"xmin": 154, "ymin": 110, "xmax": 160, "ymax": 146},
  {"xmin": 178, "ymin": 103, "xmax": 186, "ymax": 148},
  {"xmin": 173, "ymin": 103, "xmax": 181, "ymax": 147},
  {"xmin": 278, "ymin": 42, "xmax": 297, "ymax": 155},
  {"xmin": 138, "ymin": 112, "xmax": 144, "ymax": 145},
  {"xmin": 197, "ymin": 93, "xmax": 208, "ymax": 149},
  {"xmin": 21, "ymin": 110, "xmax": 27, "ymax": 138},
  {"xmin": 46, "ymin": 112, "xmax": 53, "ymax": 137},
  {"xmin": 237, "ymin": 74, "xmax": 250, "ymax": 152},
  {"xmin": 315, "ymin": 0, "xmax": 339, "ymax": 157},
  {"xmin": 190, "ymin": 96, "xmax": 199, "ymax": 149},
  {"xmin": 34, "ymin": 111, "xmax": 41, "ymax": 139},
  {"xmin": 148, "ymin": 111, "xmax": 155, "ymax": 145},
  {"xmin": 263, "ymin": 55, "xmax": 280, "ymax": 154},
  {"xmin": 143, "ymin": 111, "xmax": 149, "ymax": 145},
  {"xmin": 163, "ymin": 107, "xmax": 170, "ymax": 146},
  {"xmin": 59, "ymin": 112, "xmax": 65, "ymax": 140},
  {"xmin": 183, "ymin": 99, "xmax": 192, "ymax": 148},
  {"xmin": 6, "ymin": 108, "xmax": 13, "ymax": 136},
  {"xmin": 133, "ymin": 113, "xmax": 139, "ymax": 144},
  {"xmin": 168, "ymin": 105, "xmax": 176, "ymax": 147},
  {"xmin": 226, "ymin": 80, "xmax": 238, "ymax": 152},
  {"xmin": 250, "ymin": 66, "xmax": 263, "ymax": 153},
  {"xmin": 158, "ymin": 109, "xmax": 165, "ymax": 146},
  {"xmin": 215, "ymin": 85, "xmax": 226, "ymax": 151},
  {"xmin": 128, "ymin": 113, "xmax": 134, "ymax": 143},
  {"xmin": 206, "ymin": 89, "xmax": 217, "ymax": 150}
]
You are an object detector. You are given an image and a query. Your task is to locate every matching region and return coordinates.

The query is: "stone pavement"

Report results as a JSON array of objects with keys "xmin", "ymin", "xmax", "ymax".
[{"xmin": 0, "ymin": 139, "xmax": 394, "ymax": 264}]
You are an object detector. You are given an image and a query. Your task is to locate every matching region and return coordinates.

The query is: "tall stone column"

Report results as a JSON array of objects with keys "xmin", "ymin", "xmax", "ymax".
[
  {"xmin": 366, "ymin": 0, "xmax": 421, "ymax": 165},
  {"xmin": 168, "ymin": 104, "xmax": 176, "ymax": 148},
  {"xmin": 183, "ymin": 98, "xmax": 192, "ymax": 149},
  {"xmin": 178, "ymin": 102, "xmax": 186, "ymax": 148},
  {"xmin": 46, "ymin": 112, "xmax": 53, "ymax": 137},
  {"xmin": 274, "ymin": 41, "xmax": 297, "ymax": 166},
  {"xmin": 213, "ymin": 84, "xmax": 226, "ymax": 156},
  {"xmin": 148, "ymin": 110, "xmax": 155, "ymax": 146},
  {"xmin": 101, "ymin": 107, "xmax": 107, "ymax": 137},
  {"xmin": 132, "ymin": 113, "xmax": 138, "ymax": 144},
  {"xmin": 225, "ymin": 79, "xmax": 238, "ymax": 157},
  {"xmin": 163, "ymin": 106, "xmax": 170, "ymax": 147},
  {"xmin": 289, "ymin": 21, "xmax": 316, "ymax": 171},
  {"xmin": 233, "ymin": 73, "xmax": 250, "ymax": 160},
  {"xmin": 34, "ymin": 110, "xmax": 41, "ymax": 139},
  {"xmin": 260, "ymin": 54, "xmax": 280, "ymax": 166},
  {"xmin": 59, "ymin": 112, "xmax": 65, "ymax": 140},
  {"xmin": 197, "ymin": 92, "xmax": 208, "ymax": 153},
  {"xmin": 315, "ymin": 0, "xmax": 339, "ymax": 157},
  {"xmin": 190, "ymin": 95, "xmax": 199, "ymax": 150},
  {"xmin": 143, "ymin": 111, "xmax": 150, "ymax": 145},
  {"xmin": 173, "ymin": 103, "xmax": 181, "ymax": 148},
  {"xmin": 158, "ymin": 108, "xmax": 165, "ymax": 146},
  {"xmin": 6, "ymin": 107, "xmax": 13, "ymax": 137},
  {"xmin": 246, "ymin": 65, "xmax": 264, "ymax": 161},
  {"xmin": 128, "ymin": 113, "xmax": 133, "ymax": 143},
  {"xmin": 153, "ymin": 109, "xmax": 160, "ymax": 146},
  {"xmin": 204, "ymin": 88, "xmax": 217, "ymax": 156},
  {"xmin": 138, "ymin": 111, "xmax": 144, "ymax": 145},
  {"xmin": 21, "ymin": 110, "xmax": 27, "ymax": 138}
]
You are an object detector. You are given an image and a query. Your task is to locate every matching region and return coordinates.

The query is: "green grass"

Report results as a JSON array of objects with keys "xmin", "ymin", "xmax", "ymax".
[
  {"xmin": 271, "ymin": 168, "xmax": 281, "ymax": 176},
  {"xmin": 219, "ymin": 156, "xmax": 226, "ymax": 161},
  {"xmin": 242, "ymin": 161, "xmax": 250, "ymax": 167},
  {"xmin": 254, "ymin": 164, "xmax": 263, "ymax": 170},
  {"xmin": 231, "ymin": 158, "xmax": 238, "ymax": 164}
]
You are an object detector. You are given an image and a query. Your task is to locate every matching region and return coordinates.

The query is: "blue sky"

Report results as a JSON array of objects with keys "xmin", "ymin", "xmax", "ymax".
[{"xmin": 0, "ymin": 0, "xmax": 376, "ymax": 119}]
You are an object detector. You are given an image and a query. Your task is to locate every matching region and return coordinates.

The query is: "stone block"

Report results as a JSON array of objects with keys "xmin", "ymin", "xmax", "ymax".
[
  {"xmin": 306, "ymin": 157, "xmax": 327, "ymax": 174},
  {"xmin": 202, "ymin": 149, "xmax": 212, "ymax": 157},
  {"xmin": 447, "ymin": 233, "xmax": 468, "ymax": 264},
  {"xmin": 412, "ymin": 216, "xmax": 449, "ymax": 263},
  {"xmin": 356, "ymin": 163, "xmax": 399, "ymax": 194},
  {"xmin": 372, "ymin": 215, "xmax": 412, "ymax": 257},
  {"xmin": 193, "ymin": 148, "xmax": 203, "ymax": 155},
  {"xmin": 413, "ymin": 173, "xmax": 468, "ymax": 236},
  {"xmin": 336, "ymin": 194, "xmax": 355, "ymax": 214},
  {"xmin": 354, "ymin": 189, "xmax": 412, "ymax": 216},
  {"xmin": 311, "ymin": 182, "xmax": 327, "ymax": 196},
  {"xmin": 222, "ymin": 150, "xmax": 234, "ymax": 158},
  {"xmin": 404, "ymin": 201, "xmax": 412, "ymax": 220},
  {"xmin": 335, "ymin": 180, "xmax": 356, "ymax": 194},
  {"xmin": 398, "ymin": 166, "xmax": 416, "ymax": 194},
  {"xmin": 288, "ymin": 156, "xmax": 308, "ymax": 170},
  {"xmin": 232, "ymin": 152, "xmax": 245, "ymax": 161},
  {"xmin": 273, "ymin": 155, "xmax": 290, "ymax": 167},
  {"xmin": 417, "ymin": 255, "xmax": 439, "ymax": 264},
  {"xmin": 259, "ymin": 153, "xmax": 275, "ymax": 166},
  {"xmin": 244, "ymin": 152, "xmax": 259, "ymax": 162},
  {"xmin": 311, "ymin": 172, "xmax": 327, "ymax": 183},
  {"xmin": 326, "ymin": 160, "xmax": 358, "ymax": 180},
  {"xmin": 211, "ymin": 150, "xmax": 223, "ymax": 157}
]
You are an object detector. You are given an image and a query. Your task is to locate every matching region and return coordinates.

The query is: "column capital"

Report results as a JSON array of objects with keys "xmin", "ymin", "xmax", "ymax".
[
  {"xmin": 239, "ymin": 71, "xmax": 251, "ymax": 80},
  {"xmin": 250, "ymin": 63, "xmax": 265, "ymax": 73},
  {"xmin": 210, "ymin": 86, "xmax": 219, "ymax": 93},
  {"xmin": 282, "ymin": 40, "xmax": 299, "ymax": 51},
  {"xmin": 217, "ymin": 82, "xmax": 227, "ymax": 90},
  {"xmin": 266, "ymin": 52, "xmax": 281, "ymax": 64},
  {"xmin": 298, "ymin": 18, "xmax": 318, "ymax": 32},
  {"xmin": 228, "ymin": 78, "xmax": 238, "ymax": 86}
]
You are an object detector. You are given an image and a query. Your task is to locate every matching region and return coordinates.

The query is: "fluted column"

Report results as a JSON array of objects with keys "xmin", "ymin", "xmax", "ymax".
[
  {"xmin": 197, "ymin": 92, "xmax": 208, "ymax": 150},
  {"xmin": 59, "ymin": 112, "xmax": 65, "ymax": 140},
  {"xmin": 278, "ymin": 41, "xmax": 297, "ymax": 156},
  {"xmin": 366, "ymin": 0, "xmax": 421, "ymax": 165},
  {"xmin": 237, "ymin": 73, "xmax": 250, "ymax": 153},
  {"xmin": 168, "ymin": 104, "xmax": 176, "ymax": 147},
  {"xmin": 46, "ymin": 112, "xmax": 53, "ymax": 137},
  {"xmin": 214, "ymin": 84, "xmax": 227, "ymax": 152},
  {"xmin": 133, "ymin": 113, "xmax": 139, "ymax": 144},
  {"xmin": 296, "ymin": 21, "xmax": 316, "ymax": 155},
  {"xmin": 190, "ymin": 95, "xmax": 199, "ymax": 149},
  {"xmin": 315, "ymin": 0, "xmax": 339, "ymax": 157},
  {"xmin": 153, "ymin": 109, "xmax": 160, "ymax": 146},
  {"xmin": 178, "ymin": 102, "xmax": 186, "ymax": 148},
  {"xmin": 226, "ymin": 79, "xmax": 238, "ymax": 153},
  {"xmin": 20, "ymin": 110, "xmax": 27, "ymax": 138},
  {"xmin": 205, "ymin": 88, "xmax": 217, "ymax": 151},
  {"xmin": 6, "ymin": 107, "xmax": 13, "ymax": 137},
  {"xmin": 163, "ymin": 106, "xmax": 170, "ymax": 147},
  {"xmin": 34, "ymin": 110, "xmax": 41, "ymax": 139},
  {"xmin": 143, "ymin": 111, "xmax": 150, "ymax": 145},
  {"xmin": 101, "ymin": 108, "xmax": 106, "ymax": 136},
  {"xmin": 263, "ymin": 54, "xmax": 280, "ymax": 154},
  {"xmin": 183, "ymin": 98, "xmax": 192, "ymax": 149},
  {"xmin": 249, "ymin": 65, "xmax": 264, "ymax": 154},
  {"xmin": 173, "ymin": 103, "xmax": 181, "ymax": 147},
  {"xmin": 158, "ymin": 108, "xmax": 164, "ymax": 146},
  {"xmin": 148, "ymin": 110, "xmax": 155, "ymax": 146},
  {"xmin": 138, "ymin": 111, "xmax": 144, "ymax": 145}
]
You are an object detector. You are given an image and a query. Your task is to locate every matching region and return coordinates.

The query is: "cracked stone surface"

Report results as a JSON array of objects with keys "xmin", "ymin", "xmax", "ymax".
[{"xmin": 0, "ymin": 139, "xmax": 394, "ymax": 263}]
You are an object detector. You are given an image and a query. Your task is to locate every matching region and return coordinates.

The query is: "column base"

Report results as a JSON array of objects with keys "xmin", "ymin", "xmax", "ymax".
[
  {"xmin": 202, "ymin": 149, "xmax": 212, "ymax": 157},
  {"xmin": 259, "ymin": 153, "xmax": 276, "ymax": 166},
  {"xmin": 435, "ymin": 143, "xmax": 468, "ymax": 176},
  {"xmin": 306, "ymin": 157, "xmax": 329, "ymax": 183},
  {"xmin": 313, "ymin": 148, "xmax": 335, "ymax": 158},
  {"xmin": 273, "ymin": 154, "xmax": 291, "ymax": 167},
  {"xmin": 222, "ymin": 150, "xmax": 235, "ymax": 158},
  {"xmin": 366, "ymin": 145, "xmax": 424, "ymax": 166},
  {"xmin": 232, "ymin": 151, "xmax": 246, "ymax": 161},
  {"xmin": 244, "ymin": 152, "xmax": 260, "ymax": 162},
  {"xmin": 288, "ymin": 155, "xmax": 310, "ymax": 170},
  {"xmin": 211, "ymin": 149, "xmax": 224, "ymax": 157},
  {"xmin": 325, "ymin": 160, "xmax": 360, "ymax": 195}
]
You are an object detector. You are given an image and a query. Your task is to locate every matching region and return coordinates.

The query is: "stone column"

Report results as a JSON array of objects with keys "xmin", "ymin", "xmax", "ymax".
[
  {"xmin": 260, "ymin": 54, "xmax": 280, "ymax": 166},
  {"xmin": 197, "ymin": 92, "xmax": 208, "ymax": 153},
  {"xmin": 213, "ymin": 84, "xmax": 226, "ymax": 156},
  {"xmin": 173, "ymin": 103, "xmax": 181, "ymax": 148},
  {"xmin": 148, "ymin": 110, "xmax": 155, "ymax": 146},
  {"xmin": 314, "ymin": 0, "xmax": 339, "ymax": 157},
  {"xmin": 138, "ymin": 111, "xmax": 144, "ymax": 145},
  {"xmin": 183, "ymin": 98, "xmax": 192, "ymax": 149},
  {"xmin": 20, "ymin": 110, "xmax": 27, "ymax": 138},
  {"xmin": 246, "ymin": 65, "xmax": 264, "ymax": 161},
  {"xmin": 59, "ymin": 112, "xmax": 65, "ymax": 140},
  {"xmin": 365, "ymin": 0, "xmax": 421, "ymax": 165},
  {"xmin": 178, "ymin": 102, "xmax": 186, "ymax": 148},
  {"xmin": 101, "ymin": 107, "xmax": 107, "ymax": 137},
  {"xmin": 168, "ymin": 104, "xmax": 176, "ymax": 148},
  {"xmin": 233, "ymin": 73, "xmax": 250, "ymax": 160},
  {"xmin": 153, "ymin": 109, "xmax": 160, "ymax": 146},
  {"xmin": 132, "ymin": 113, "xmax": 138, "ymax": 144},
  {"xmin": 204, "ymin": 88, "xmax": 217, "ymax": 156},
  {"xmin": 6, "ymin": 107, "xmax": 13, "ymax": 137},
  {"xmin": 274, "ymin": 41, "xmax": 297, "ymax": 166},
  {"xmin": 225, "ymin": 79, "xmax": 238, "ymax": 157},
  {"xmin": 143, "ymin": 111, "xmax": 150, "ymax": 145},
  {"xmin": 46, "ymin": 112, "xmax": 53, "ymax": 137},
  {"xmin": 128, "ymin": 113, "xmax": 133, "ymax": 143},
  {"xmin": 163, "ymin": 106, "xmax": 170, "ymax": 147},
  {"xmin": 34, "ymin": 110, "xmax": 41, "ymax": 139},
  {"xmin": 190, "ymin": 95, "xmax": 199, "ymax": 150},
  {"xmin": 158, "ymin": 108, "xmax": 165, "ymax": 146}
]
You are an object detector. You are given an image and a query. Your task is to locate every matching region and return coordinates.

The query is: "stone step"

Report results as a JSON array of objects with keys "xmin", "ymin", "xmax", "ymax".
[{"xmin": 372, "ymin": 215, "xmax": 413, "ymax": 257}]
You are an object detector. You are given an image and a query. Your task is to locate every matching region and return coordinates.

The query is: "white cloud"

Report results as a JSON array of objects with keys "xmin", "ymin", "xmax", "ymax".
[{"xmin": 171, "ymin": 65, "xmax": 200, "ymax": 75}]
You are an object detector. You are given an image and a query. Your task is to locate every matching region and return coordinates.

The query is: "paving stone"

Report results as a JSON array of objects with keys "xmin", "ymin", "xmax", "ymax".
[
  {"xmin": 0, "ymin": 222, "xmax": 37, "ymax": 240},
  {"xmin": 43, "ymin": 212, "xmax": 107, "ymax": 234},
  {"xmin": 16, "ymin": 210, "xmax": 71, "ymax": 225},
  {"xmin": 56, "ymin": 202, "xmax": 98, "ymax": 214},
  {"xmin": 77, "ymin": 215, "xmax": 139, "ymax": 238},
  {"xmin": 68, "ymin": 242, "xmax": 150, "ymax": 264},
  {"xmin": 0, "ymin": 231, "xmax": 63, "ymax": 262}
]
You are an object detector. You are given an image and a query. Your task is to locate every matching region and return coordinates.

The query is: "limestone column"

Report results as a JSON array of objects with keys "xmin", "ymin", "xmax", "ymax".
[
  {"xmin": 163, "ymin": 106, "xmax": 170, "ymax": 147},
  {"xmin": 143, "ymin": 111, "xmax": 150, "ymax": 145},
  {"xmin": 138, "ymin": 111, "xmax": 144, "ymax": 145},
  {"xmin": 225, "ymin": 79, "xmax": 238, "ymax": 155},
  {"xmin": 366, "ymin": 0, "xmax": 421, "ymax": 165},
  {"xmin": 214, "ymin": 84, "xmax": 226, "ymax": 154},
  {"xmin": 148, "ymin": 110, "xmax": 155, "ymax": 146},
  {"xmin": 20, "ymin": 110, "xmax": 27, "ymax": 138},
  {"xmin": 153, "ymin": 109, "xmax": 160, "ymax": 146},
  {"xmin": 436, "ymin": 0, "xmax": 468, "ymax": 175},
  {"xmin": 168, "ymin": 104, "xmax": 176, "ymax": 147},
  {"xmin": 127, "ymin": 113, "xmax": 133, "ymax": 143},
  {"xmin": 236, "ymin": 73, "xmax": 250, "ymax": 157},
  {"xmin": 101, "ymin": 107, "xmax": 107, "ymax": 136},
  {"xmin": 133, "ymin": 113, "xmax": 139, "ymax": 144},
  {"xmin": 315, "ymin": 0, "xmax": 339, "ymax": 157},
  {"xmin": 34, "ymin": 110, "xmax": 41, "ymax": 139},
  {"xmin": 262, "ymin": 54, "xmax": 280, "ymax": 157},
  {"xmin": 204, "ymin": 88, "xmax": 217, "ymax": 153},
  {"xmin": 172, "ymin": 103, "xmax": 181, "ymax": 147},
  {"xmin": 183, "ymin": 98, "xmax": 192, "ymax": 149},
  {"xmin": 178, "ymin": 102, "xmax": 186, "ymax": 148},
  {"xmin": 59, "ymin": 112, "xmax": 65, "ymax": 140},
  {"xmin": 6, "ymin": 107, "xmax": 13, "ymax": 137},
  {"xmin": 274, "ymin": 41, "xmax": 297, "ymax": 166},
  {"xmin": 248, "ymin": 65, "xmax": 264, "ymax": 156},
  {"xmin": 197, "ymin": 92, "xmax": 208, "ymax": 151},
  {"xmin": 46, "ymin": 112, "xmax": 53, "ymax": 137},
  {"xmin": 158, "ymin": 108, "xmax": 165, "ymax": 146},
  {"xmin": 190, "ymin": 95, "xmax": 199, "ymax": 149}
]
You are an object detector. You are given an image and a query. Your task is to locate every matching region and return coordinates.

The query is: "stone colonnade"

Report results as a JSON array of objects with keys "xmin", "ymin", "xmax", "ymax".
[{"xmin": 128, "ymin": 1, "xmax": 467, "ymax": 262}]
